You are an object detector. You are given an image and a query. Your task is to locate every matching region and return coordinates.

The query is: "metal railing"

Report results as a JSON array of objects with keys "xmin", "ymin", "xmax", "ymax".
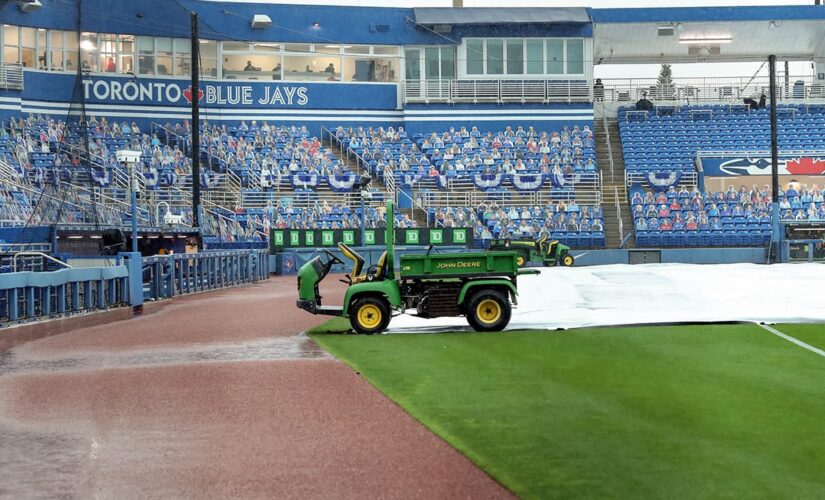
[
  {"xmin": 603, "ymin": 115, "xmax": 615, "ymax": 182},
  {"xmin": 614, "ymin": 186, "xmax": 624, "ymax": 245},
  {"xmin": 402, "ymin": 79, "xmax": 591, "ymax": 104},
  {"xmin": 626, "ymin": 171, "xmax": 699, "ymax": 188},
  {"xmin": 418, "ymin": 188, "xmax": 602, "ymax": 209},
  {"xmin": 599, "ymin": 75, "xmax": 825, "ymax": 104},
  {"xmin": 142, "ymin": 249, "xmax": 269, "ymax": 301},
  {"xmin": 0, "ymin": 63, "xmax": 23, "ymax": 90},
  {"xmin": 0, "ymin": 264, "xmax": 130, "ymax": 324}
]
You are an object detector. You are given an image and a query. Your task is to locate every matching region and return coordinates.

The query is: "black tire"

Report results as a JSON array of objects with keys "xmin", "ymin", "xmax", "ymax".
[
  {"xmin": 561, "ymin": 253, "xmax": 575, "ymax": 267},
  {"xmin": 466, "ymin": 289, "xmax": 511, "ymax": 332},
  {"xmin": 349, "ymin": 296, "xmax": 391, "ymax": 335}
]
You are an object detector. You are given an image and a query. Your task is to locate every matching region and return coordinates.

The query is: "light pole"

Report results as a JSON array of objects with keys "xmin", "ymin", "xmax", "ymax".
[{"xmin": 117, "ymin": 150, "xmax": 142, "ymax": 253}]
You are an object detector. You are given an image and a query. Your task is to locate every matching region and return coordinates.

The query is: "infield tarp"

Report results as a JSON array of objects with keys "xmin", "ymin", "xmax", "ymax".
[{"xmin": 387, "ymin": 263, "xmax": 825, "ymax": 333}]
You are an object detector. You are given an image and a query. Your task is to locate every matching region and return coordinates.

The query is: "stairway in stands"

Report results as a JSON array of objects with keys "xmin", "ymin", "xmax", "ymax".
[{"xmin": 595, "ymin": 117, "xmax": 635, "ymax": 248}]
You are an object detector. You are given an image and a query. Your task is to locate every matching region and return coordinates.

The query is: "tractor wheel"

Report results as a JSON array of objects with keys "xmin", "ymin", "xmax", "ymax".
[
  {"xmin": 561, "ymin": 253, "xmax": 575, "ymax": 267},
  {"xmin": 466, "ymin": 289, "xmax": 511, "ymax": 332},
  {"xmin": 349, "ymin": 296, "xmax": 391, "ymax": 335}
]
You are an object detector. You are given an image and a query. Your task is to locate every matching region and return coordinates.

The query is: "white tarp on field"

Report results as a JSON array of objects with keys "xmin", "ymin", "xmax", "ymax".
[{"xmin": 386, "ymin": 263, "xmax": 825, "ymax": 333}]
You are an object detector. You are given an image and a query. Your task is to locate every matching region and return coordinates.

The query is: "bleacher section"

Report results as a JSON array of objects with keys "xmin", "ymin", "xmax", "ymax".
[
  {"xmin": 438, "ymin": 202, "xmax": 605, "ymax": 249},
  {"xmin": 619, "ymin": 104, "xmax": 825, "ymax": 247},
  {"xmin": 619, "ymin": 104, "xmax": 825, "ymax": 176}
]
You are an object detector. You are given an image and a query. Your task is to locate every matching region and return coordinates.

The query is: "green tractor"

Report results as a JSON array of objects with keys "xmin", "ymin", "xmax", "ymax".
[
  {"xmin": 489, "ymin": 236, "xmax": 575, "ymax": 267},
  {"xmin": 297, "ymin": 200, "xmax": 534, "ymax": 334}
]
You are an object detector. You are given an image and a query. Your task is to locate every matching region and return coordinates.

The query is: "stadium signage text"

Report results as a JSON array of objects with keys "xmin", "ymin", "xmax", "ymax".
[
  {"xmin": 81, "ymin": 79, "xmax": 309, "ymax": 106},
  {"xmin": 702, "ymin": 155, "xmax": 825, "ymax": 177}
]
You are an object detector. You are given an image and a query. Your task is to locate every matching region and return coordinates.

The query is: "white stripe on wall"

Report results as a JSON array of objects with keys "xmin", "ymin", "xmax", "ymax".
[{"xmin": 402, "ymin": 108, "xmax": 593, "ymax": 116}]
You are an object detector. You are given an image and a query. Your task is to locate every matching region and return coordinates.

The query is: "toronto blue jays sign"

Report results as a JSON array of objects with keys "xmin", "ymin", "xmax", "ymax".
[
  {"xmin": 22, "ymin": 72, "xmax": 397, "ymax": 110},
  {"xmin": 702, "ymin": 156, "xmax": 825, "ymax": 177}
]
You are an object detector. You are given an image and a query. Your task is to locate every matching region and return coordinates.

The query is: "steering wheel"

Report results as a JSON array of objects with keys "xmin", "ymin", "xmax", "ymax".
[{"xmin": 323, "ymin": 249, "xmax": 345, "ymax": 267}]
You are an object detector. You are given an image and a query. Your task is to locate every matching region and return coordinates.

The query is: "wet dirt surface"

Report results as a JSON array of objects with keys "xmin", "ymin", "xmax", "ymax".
[{"xmin": 0, "ymin": 276, "xmax": 512, "ymax": 499}]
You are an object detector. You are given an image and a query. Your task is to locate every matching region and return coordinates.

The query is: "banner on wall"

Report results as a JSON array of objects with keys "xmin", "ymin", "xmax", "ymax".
[
  {"xmin": 701, "ymin": 155, "xmax": 825, "ymax": 177},
  {"xmin": 270, "ymin": 228, "xmax": 472, "ymax": 253},
  {"xmin": 23, "ymin": 72, "xmax": 398, "ymax": 110}
]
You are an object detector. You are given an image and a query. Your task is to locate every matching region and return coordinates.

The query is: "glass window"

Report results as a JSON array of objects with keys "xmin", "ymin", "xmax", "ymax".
[
  {"xmin": 49, "ymin": 31, "xmax": 64, "ymax": 70},
  {"xmin": 440, "ymin": 47, "xmax": 455, "ymax": 79},
  {"xmin": 404, "ymin": 48, "xmax": 420, "ymax": 80},
  {"xmin": 486, "ymin": 39, "xmax": 503, "ymax": 75},
  {"xmin": 137, "ymin": 36, "xmax": 154, "ymax": 75},
  {"xmin": 3, "ymin": 46, "xmax": 18, "ymax": 65},
  {"xmin": 292, "ymin": 53, "xmax": 336, "ymax": 80},
  {"xmin": 344, "ymin": 45, "xmax": 370, "ymax": 55},
  {"xmin": 342, "ymin": 54, "xmax": 397, "ymax": 82},
  {"xmin": 3, "ymin": 26, "xmax": 19, "ymax": 65},
  {"xmin": 174, "ymin": 38, "xmax": 189, "ymax": 77},
  {"xmin": 118, "ymin": 34, "xmax": 134, "ymax": 73},
  {"xmin": 64, "ymin": 32, "xmax": 78, "ymax": 73},
  {"xmin": 80, "ymin": 32, "xmax": 97, "ymax": 72},
  {"xmin": 199, "ymin": 40, "xmax": 217, "ymax": 78},
  {"xmin": 155, "ymin": 37, "xmax": 172, "ymax": 76},
  {"xmin": 566, "ymin": 39, "xmax": 584, "ymax": 75},
  {"xmin": 506, "ymin": 39, "xmax": 523, "ymax": 75},
  {"xmin": 4, "ymin": 25, "xmax": 19, "ymax": 46},
  {"xmin": 466, "ymin": 39, "xmax": 483, "ymax": 75},
  {"xmin": 35, "ymin": 29, "xmax": 47, "ymax": 69},
  {"xmin": 284, "ymin": 43, "xmax": 311, "ymax": 54},
  {"xmin": 223, "ymin": 41, "xmax": 249, "ymax": 52},
  {"xmin": 21, "ymin": 27, "xmax": 36, "ymax": 69},
  {"xmin": 373, "ymin": 46, "xmax": 399, "ymax": 56},
  {"xmin": 99, "ymin": 33, "xmax": 117, "ymax": 73},
  {"xmin": 526, "ymin": 39, "xmax": 543, "ymax": 75},
  {"xmin": 424, "ymin": 47, "xmax": 439, "ymax": 79},
  {"xmin": 546, "ymin": 39, "xmax": 563, "ymax": 74},
  {"xmin": 253, "ymin": 42, "xmax": 281, "ymax": 53}
]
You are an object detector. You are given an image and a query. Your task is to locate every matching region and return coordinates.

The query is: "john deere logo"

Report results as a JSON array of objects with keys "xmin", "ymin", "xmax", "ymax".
[{"xmin": 435, "ymin": 261, "xmax": 482, "ymax": 269}]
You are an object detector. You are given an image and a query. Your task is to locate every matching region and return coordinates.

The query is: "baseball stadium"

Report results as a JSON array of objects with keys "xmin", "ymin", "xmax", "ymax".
[{"xmin": 1, "ymin": 0, "xmax": 825, "ymax": 497}]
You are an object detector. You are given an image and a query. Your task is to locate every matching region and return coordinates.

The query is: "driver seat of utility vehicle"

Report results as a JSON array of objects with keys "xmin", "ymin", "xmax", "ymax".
[{"xmin": 337, "ymin": 242, "xmax": 365, "ymax": 283}]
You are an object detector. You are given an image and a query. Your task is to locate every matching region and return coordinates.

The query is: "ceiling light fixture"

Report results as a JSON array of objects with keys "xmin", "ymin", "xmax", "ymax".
[{"xmin": 678, "ymin": 36, "xmax": 733, "ymax": 45}]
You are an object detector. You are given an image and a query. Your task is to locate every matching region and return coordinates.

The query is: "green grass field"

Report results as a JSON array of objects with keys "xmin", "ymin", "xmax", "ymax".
[{"xmin": 311, "ymin": 322, "xmax": 825, "ymax": 499}]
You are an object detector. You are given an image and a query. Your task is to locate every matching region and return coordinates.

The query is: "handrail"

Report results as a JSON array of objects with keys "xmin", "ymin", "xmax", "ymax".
[
  {"xmin": 603, "ymin": 115, "xmax": 615, "ymax": 183},
  {"xmin": 614, "ymin": 186, "xmax": 624, "ymax": 246},
  {"xmin": 13, "ymin": 252, "xmax": 73, "ymax": 272},
  {"xmin": 402, "ymin": 78, "xmax": 591, "ymax": 104}
]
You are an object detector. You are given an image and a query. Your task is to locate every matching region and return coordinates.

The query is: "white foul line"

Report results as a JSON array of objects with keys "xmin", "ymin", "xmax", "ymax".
[{"xmin": 758, "ymin": 324, "xmax": 825, "ymax": 358}]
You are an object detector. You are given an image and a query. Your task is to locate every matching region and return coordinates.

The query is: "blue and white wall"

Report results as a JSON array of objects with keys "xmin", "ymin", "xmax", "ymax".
[{"xmin": 402, "ymin": 104, "xmax": 593, "ymax": 136}]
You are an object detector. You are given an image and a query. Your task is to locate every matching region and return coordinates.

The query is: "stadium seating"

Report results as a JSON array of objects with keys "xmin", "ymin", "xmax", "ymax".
[
  {"xmin": 619, "ymin": 104, "xmax": 825, "ymax": 175},
  {"xmin": 435, "ymin": 202, "xmax": 606, "ymax": 249},
  {"xmin": 629, "ymin": 184, "xmax": 825, "ymax": 247}
]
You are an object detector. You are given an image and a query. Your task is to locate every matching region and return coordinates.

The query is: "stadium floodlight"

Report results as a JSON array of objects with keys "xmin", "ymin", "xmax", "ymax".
[
  {"xmin": 678, "ymin": 36, "xmax": 733, "ymax": 44},
  {"xmin": 17, "ymin": 0, "xmax": 42, "ymax": 13},
  {"xmin": 251, "ymin": 14, "xmax": 272, "ymax": 30}
]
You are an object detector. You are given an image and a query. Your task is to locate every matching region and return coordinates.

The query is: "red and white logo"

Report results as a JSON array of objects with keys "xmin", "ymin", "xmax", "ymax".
[
  {"xmin": 182, "ymin": 85, "xmax": 204, "ymax": 103},
  {"xmin": 785, "ymin": 157, "xmax": 825, "ymax": 175}
]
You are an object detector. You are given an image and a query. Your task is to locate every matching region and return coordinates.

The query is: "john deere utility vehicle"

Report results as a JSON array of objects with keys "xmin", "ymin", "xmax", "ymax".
[
  {"xmin": 489, "ymin": 236, "xmax": 574, "ymax": 267},
  {"xmin": 297, "ymin": 201, "xmax": 533, "ymax": 334}
]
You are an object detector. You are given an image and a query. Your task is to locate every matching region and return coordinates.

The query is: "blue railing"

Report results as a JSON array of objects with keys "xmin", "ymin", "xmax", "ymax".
[
  {"xmin": 0, "ymin": 265, "xmax": 130, "ymax": 324},
  {"xmin": 142, "ymin": 249, "xmax": 270, "ymax": 301}
]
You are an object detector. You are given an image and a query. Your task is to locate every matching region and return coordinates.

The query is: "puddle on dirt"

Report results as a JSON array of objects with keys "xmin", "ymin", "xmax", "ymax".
[
  {"xmin": 0, "ymin": 335, "xmax": 330, "ymax": 376},
  {"xmin": 0, "ymin": 425, "xmax": 89, "ymax": 499}
]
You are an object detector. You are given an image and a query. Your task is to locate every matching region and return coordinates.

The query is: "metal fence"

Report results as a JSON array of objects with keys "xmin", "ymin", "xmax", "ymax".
[
  {"xmin": 0, "ymin": 265, "xmax": 130, "ymax": 324},
  {"xmin": 598, "ymin": 75, "xmax": 824, "ymax": 104},
  {"xmin": 402, "ymin": 79, "xmax": 591, "ymax": 104},
  {"xmin": 0, "ymin": 63, "xmax": 23, "ymax": 90},
  {"xmin": 142, "ymin": 249, "xmax": 270, "ymax": 301}
]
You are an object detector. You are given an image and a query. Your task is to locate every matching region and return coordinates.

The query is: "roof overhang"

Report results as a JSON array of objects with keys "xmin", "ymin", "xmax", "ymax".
[{"xmin": 413, "ymin": 7, "xmax": 591, "ymax": 26}]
